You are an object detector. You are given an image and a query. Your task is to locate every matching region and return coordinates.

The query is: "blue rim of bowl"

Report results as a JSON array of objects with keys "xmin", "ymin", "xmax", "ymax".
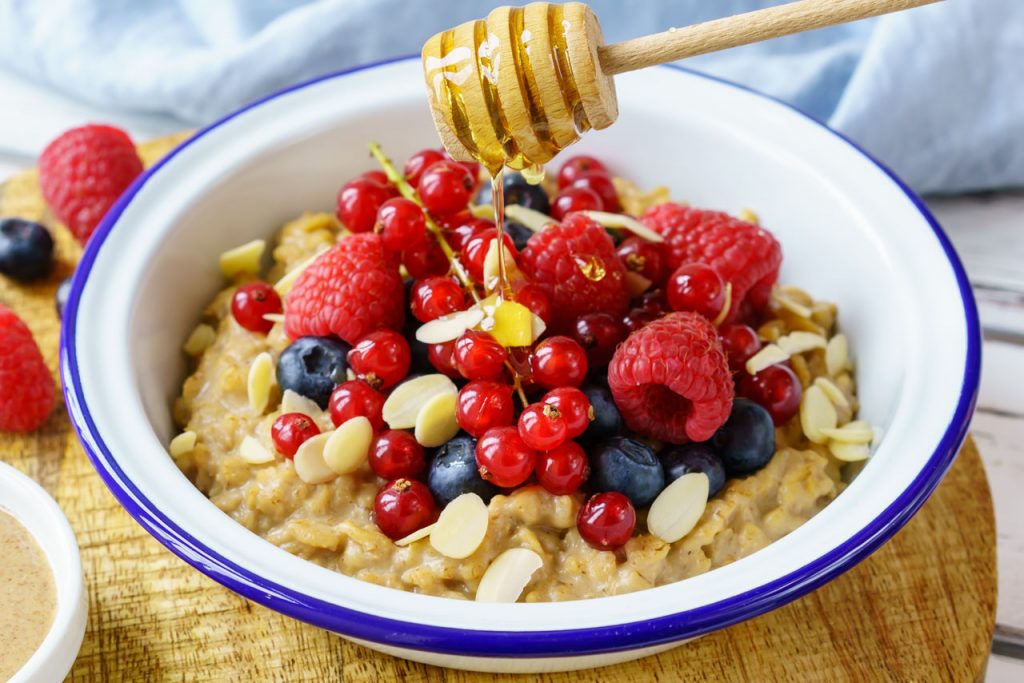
[{"xmin": 60, "ymin": 55, "xmax": 981, "ymax": 659}]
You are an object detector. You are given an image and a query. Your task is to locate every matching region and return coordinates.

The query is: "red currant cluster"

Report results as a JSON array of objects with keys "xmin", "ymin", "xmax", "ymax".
[{"xmin": 551, "ymin": 155, "xmax": 621, "ymax": 219}]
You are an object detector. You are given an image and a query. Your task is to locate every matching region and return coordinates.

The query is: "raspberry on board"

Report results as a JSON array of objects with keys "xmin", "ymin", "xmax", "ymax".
[
  {"xmin": 641, "ymin": 203, "xmax": 782, "ymax": 321},
  {"xmin": 519, "ymin": 213, "xmax": 629, "ymax": 332},
  {"xmin": 38, "ymin": 124, "xmax": 144, "ymax": 244},
  {"xmin": 0, "ymin": 305, "xmax": 55, "ymax": 433},
  {"xmin": 607, "ymin": 312, "xmax": 732, "ymax": 444},
  {"xmin": 284, "ymin": 233, "xmax": 405, "ymax": 345}
]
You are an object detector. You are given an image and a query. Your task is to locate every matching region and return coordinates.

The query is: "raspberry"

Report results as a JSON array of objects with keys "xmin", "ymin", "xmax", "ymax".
[
  {"xmin": 284, "ymin": 233, "xmax": 404, "ymax": 345},
  {"xmin": 607, "ymin": 312, "xmax": 732, "ymax": 444},
  {"xmin": 641, "ymin": 203, "xmax": 782, "ymax": 320},
  {"xmin": 520, "ymin": 213, "xmax": 628, "ymax": 331},
  {"xmin": 38, "ymin": 124, "xmax": 144, "ymax": 244},
  {"xmin": 0, "ymin": 305, "xmax": 55, "ymax": 432}
]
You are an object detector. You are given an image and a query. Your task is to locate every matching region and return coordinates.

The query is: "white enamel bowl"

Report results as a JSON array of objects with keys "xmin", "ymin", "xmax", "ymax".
[{"xmin": 60, "ymin": 57, "xmax": 979, "ymax": 673}]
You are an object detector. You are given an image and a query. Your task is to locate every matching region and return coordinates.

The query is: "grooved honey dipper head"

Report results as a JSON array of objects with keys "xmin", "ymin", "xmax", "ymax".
[{"xmin": 422, "ymin": 2, "xmax": 617, "ymax": 174}]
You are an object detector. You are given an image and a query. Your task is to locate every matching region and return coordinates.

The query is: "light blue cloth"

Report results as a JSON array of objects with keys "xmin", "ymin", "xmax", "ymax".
[{"xmin": 1, "ymin": 0, "xmax": 1020, "ymax": 194}]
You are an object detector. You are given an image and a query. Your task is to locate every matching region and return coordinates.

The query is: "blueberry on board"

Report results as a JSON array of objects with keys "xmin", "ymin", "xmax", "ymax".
[
  {"xmin": 660, "ymin": 443, "xmax": 727, "ymax": 498},
  {"xmin": 276, "ymin": 336, "xmax": 351, "ymax": 409},
  {"xmin": 580, "ymin": 383, "xmax": 622, "ymax": 444},
  {"xmin": 503, "ymin": 172, "xmax": 551, "ymax": 215},
  {"xmin": 55, "ymin": 276, "xmax": 73, "ymax": 318},
  {"xmin": 712, "ymin": 399, "xmax": 776, "ymax": 476},
  {"xmin": 589, "ymin": 436, "xmax": 666, "ymax": 507},
  {"xmin": 504, "ymin": 221, "xmax": 533, "ymax": 251},
  {"xmin": 0, "ymin": 218, "xmax": 54, "ymax": 282},
  {"xmin": 427, "ymin": 435, "xmax": 498, "ymax": 506}
]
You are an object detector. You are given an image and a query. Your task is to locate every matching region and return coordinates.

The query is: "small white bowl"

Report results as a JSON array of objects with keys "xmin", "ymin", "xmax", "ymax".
[{"xmin": 0, "ymin": 461, "xmax": 87, "ymax": 683}]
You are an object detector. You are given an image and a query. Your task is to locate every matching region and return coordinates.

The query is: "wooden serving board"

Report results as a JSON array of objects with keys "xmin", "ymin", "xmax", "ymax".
[{"xmin": 0, "ymin": 136, "xmax": 996, "ymax": 682}]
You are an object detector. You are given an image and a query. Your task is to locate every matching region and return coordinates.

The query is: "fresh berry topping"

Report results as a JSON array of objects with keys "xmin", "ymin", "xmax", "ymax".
[
  {"xmin": 557, "ymin": 155, "xmax": 608, "ymax": 189},
  {"xmin": 427, "ymin": 340, "xmax": 461, "ymax": 378},
  {"xmin": 445, "ymin": 217, "xmax": 491, "ymax": 251},
  {"xmin": 403, "ymin": 149, "xmax": 446, "ymax": 187},
  {"xmin": 503, "ymin": 172, "xmax": 551, "ymax": 214},
  {"xmin": 666, "ymin": 263, "xmax": 726, "ymax": 320},
  {"xmin": 0, "ymin": 305, "xmax": 55, "ymax": 432},
  {"xmin": 230, "ymin": 282, "xmax": 282, "ymax": 334},
  {"xmin": 276, "ymin": 336, "xmax": 351, "ymax": 409},
  {"xmin": 711, "ymin": 399, "xmax": 776, "ymax": 475},
  {"xmin": 739, "ymin": 363, "xmax": 802, "ymax": 425},
  {"xmin": 376, "ymin": 197, "xmax": 427, "ymax": 252},
  {"xmin": 588, "ymin": 436, "xmax": 666, "ymax": 507},
  {"xmin": 460, "ymin": 229, "xmax": 517, "ymax": 282},
  {"xmin": 622, "ymin": 307, "xmax": 661, "ymax": 334},
  {"xmin": 536, "ymin": 441, "xmax": 589, "ymax": 495},
  {"xmin": 513, "ymin": 282, "xmax": 552, "ymax": 325},
  {"xmin": 329, "ymin": 380, "xmax": 386, "ymax": 430},
  {"xmin": 0, "ymin": 219, "xmax": 54, "ymax": 282},
  {"xmin": 454, "ymin": 330, "xmax": 507, "ymax": 381},
  {"xmin": 616, "ymin": 236, "xmax": 666, "ymax": 286},
  {"xmin": 551, "ymin": 186, "xmax": 603, "ymax": 221},
  {"xmin": 374, "ymin": 478, "xmax": 438, "ymax": 540},
  {"xmin": 336, "ymin": 177, "xmax": 392, "ymax": 233},
  {"xmin": 719, "ymin": 323, "xmax": 763, "ymax": 372},
  {"xmin": 347, "ymin": 329, "xmax": 411, "ymax": 390},
  {"xmin": 572, "ymin": 312, "xmax": 627, "ymax": 368},
  {"xmin": 476, "ymin": 426, "xmax": 537, "ymax": 487},
  {"xmin": 571, "ymin": 172, "xmax": 621, "ymax": 213},
  {"xmin": 369, "ymin": 430, "xmax": 426, "ymax": 480},
  {"xmin": 579, "ymin": 383, "xmax": 622, "ymax": 444},
  {"xmin": 542, "ymin": 387, "xmax": 592, "ymax": 438},
  {"xmin": 285, "ymin": 234, "xmax": 404, "ymax": 345},
  {"xmin": 608, "ymin": 312, "xmax": 733, "ymax": 443},
  {"xmin": 518, "ymin": 403, "xmax": 568, "ymax": 451},
  {"xmin": 410, "ymin": 276, "xmax": 467, "ymax": 323},
  {"xmin": 530, "ymin": 336, "xmax": 588, "ymax": 389},
  {"xmin": 660, "ymin": 443, "xmax": 726, "ymax": 498},
  {"xmin": 271, "ymin": 413, "xmax": 321, "ymax": 458},
  {"xmin": 504, "ymin": 221, "xmax": 535, "ymax": 251},
  {"xmin": 55, "ymin": 276, "xmax": 72, "ymax": 318},
  {"xmin": 38, "ymin": 124, "xmax": 143, "ymax": 243},
  {"xmin": 401, "ymin": 238, "xmax": 449, "ymax": 279},
  {"xmin": 576, "ymin": 492, "xmax": 635, "ymax": 551},
  {"xmin": 361, "ymin": 170, "xmax": 396, "ymax": 192},
  {"xmin": 520, "ymin": 214, "xmax": 629, "ymax": 330},
  {"xmin": 642, "ymin": 203, "xmax": 782, "ymax": 320},
  {"xmin": 417, "ymin": 161, "xmax": 475, "ymax": 216},
  {"xmin": 428, "ymin": 435, "xmax": 499, "ymax": 506},
  {"xmin": 456, "ymin": 380, "xmax": 515, "ymax": 438}
]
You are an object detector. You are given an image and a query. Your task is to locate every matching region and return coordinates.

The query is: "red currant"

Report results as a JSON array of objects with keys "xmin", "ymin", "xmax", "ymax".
[
  {"xmin": 271, "ymin": 412, "xmax": 320, "ymax": 458},
  {"xmin": 460, "ymin": 229, "xmax": 517, "ymax": 282},
  {"xmin": 571, "ymin": 171, "xmax": 621, "ymax": 212},
  {"xmin": 616, "ymin": 237, "xmax": 667, "ymax": 285},
  {"xmin": 329, "ymin": 380, "xmax": 385, "ymax": 430},
  {"xmin": 638, "ymin": 288, "xmax": 668, "ymax": 314},
  {"xmin": 536, "ymin": 441, "xmax": 589, "ymax": 495},
  {"xmin": 573, "ymin": 313, "xmax": 626, "ymax": 368},
  {"xmin": 623, "ymin": 307, "xmax": 661, "ymax": 334},
  {"xmin": 230, "ymin": 282, "xmax": 282, "ymax": 334},
  {"xmin": 369, "ymin": 430, "xmax": 426, "ymax": 480},
  {"xmin": 518, "ymin": 402, "xmax": 568, "ymax": 451},
  {"xmin": 454, "ymin": 330, "xmax": 508, "ymax": 381},
  {"xmin": 374, "ymin": 478, "xmax": 438, "ymax": 540},
  {"xmin": 442, "ymin": 150, "xmax": 482, "ymax": 188},
  {"xmin": 427, "ymin": 340, "xmax": 461, "ymax": 378},
  {"xmin": 402, "ymin": 238, "xmax": 449, "ymax": 279},
  {"xmin": 376, "ymin": 197, "xmax": 427, "ymax": 253},
  {"xmin": 410, "ymin": 276, "xmax": 467, "ymax": 323},
  {"xmin": 445, "ymin": 217, "xmax": 492, "ymax": 251},
  {"xmin": 557, "ymin": 155, "xmax": 609, "ymax": 189},
  {"xmin": 336, "ymin": 177, "xmax": 392, "ymax": 233},
  {"xmin": 739, "ymin": 363, "xmax": 803, "ymax": 425},
  {"xmin": 542, "ymin": 387, "xmax": 592, "ymax": 438},
  {"xmin": 719, "ymin": 323, "xmax": 763, "ymax": 372},
  {"xmin": 667, "ymin": 263, "xmax": 726, "ymax": 320},
  {"xmin": 361, "ymin": 170, "xmax": 399, "ymax": 196},
  {"xmin": 476, "ymin": 426, "xmax": 536, "ymax": 488},
  {"xmin": 513, "ymin": 282, "xmax": 552, "ymax": 325},
  {"xmin": 550, "ymin": 186, "xmax": 603, "ymax": 221},
  {"xmin": 456, "ymin": 380, "xmax": 515, "ymax": 438},
  {"xmin": 403, "ymin": 149, "xmax": 446, "ymax": 187},
  {"xmin": 347, "ymin": 329, "xmax": 411, "ymax": 390},
  {"xmin": 530, "ymin": 336, "xmax": 588, "ymax": 389},
  {"xmin": 417, "ymin": 161, "xmax": 475, "ymax": 216},
  {"xmin": 577, "ymin": 492, "xmax": 636, "ymax": 550}
]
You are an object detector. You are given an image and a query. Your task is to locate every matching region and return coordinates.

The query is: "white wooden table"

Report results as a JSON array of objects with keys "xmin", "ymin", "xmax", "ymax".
[{"xmin": 1, "ymin": 68, "xmax": 1021, "ymax": 680}]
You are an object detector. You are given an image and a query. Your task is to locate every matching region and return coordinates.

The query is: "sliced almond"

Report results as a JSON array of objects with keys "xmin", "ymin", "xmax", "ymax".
[
  {"xmin": 647, "ymin": 472, "xmax": 710, "ymax": 543},
  {"xmin": 469, "ymin": 203, "xmax": 496, "ymax": 220},
  {"xmin": 814, "ymin": 376, "xmax": 851, "ymax": 410},
  {"xmin": 579, "ymin": 210, "xmax": 664, "ymax": 243},
  {"xmin": 531, "ymin": 313, "xmax": 547, "ymax": 342},
  {"xmin": 505, "ymin": 204, "xmax": 556, "ymax": 233},
  {"xmin": 219, "ymin": 239, "xmax": 265, "ymax": 278},
  {"xmin": 712, "ymin": 282, "xmax": 732, "ymax": 327},
  {"xmin": 821, "ymin": 420, "xmax": 873, "ymax": 444},
  {"xmin": 800, "ymin": 384, "xmax": 837, "ymax": 444},
  {"xmin": 262, "ymin": 313, "xmax": 285, "ymax": 324},
  {"xmin": 776, "ymin": 331, "xmax": 827, "ymax": 356},
  {"xmin": 739, "ymin": 208, "xmax": 760, "ymax": 225},
  {"xmin": 394, "ymin": 523, "xmax": 436, "ymax": 547},
  {"xmin": 745, "ymin": 343, "xmax": 789, "ymax": 375},
  {"xmin": 826, "ymin": 334, "xmax": 850, "ymax": 377},
  {"xmin": 475, "ymin": 548, "xmax": 544, "ymax": 603},
  {"xmin": 383, "ymin": 374, "xmax": 458, "ymax": 429},
  {"xmin": 293, "ymin": 433, "xmax": 337, "ymax": 484},
  {"xmin": 273, "ymin": 245, "xmax": 329, "ymax": 296},
  {"xmin": 239, "ymin": 435, "xmax": 275, "ymax": 465},
  {"xmin": 247, "ymin": 352, "xmax": 275, "ymax": 414},
  {"xmin": 414, "ymin": 392, "xmax": 460, "ymax": 448},
  {"xmin": 625, "ymin": 271, "xmax": 653, "ymax": 298},
  {"xmin": 323, "ymin": 416, "xmax": 373, "ymax": 475},
  {"xmin": 183, "ymin": 324, "xmax": 216, "ymax": 356},
  {"xmin": 482, "ymin": 239, "xmax": 521, "ymax": 293},
  {"xmin": 169, "ymin": 431, "xmax": 197, "ymax": 458},
  {"xmin": 280, "ymin": 390, "xmax": 323, "ymax": 420},
  {"xmin": 828, "ymin": 440, "xmax": 871, "ymax": 462},
  {"xmin": 430, "ymin": 492, "xmax": 489, "ymax": 559},
  {"xmin": 772, "ymin": 289, "xmax": 812, "ymax": 319},
  {"xmin": 416, "ymin": 307, "xmax": 485, "ymax": 344}
]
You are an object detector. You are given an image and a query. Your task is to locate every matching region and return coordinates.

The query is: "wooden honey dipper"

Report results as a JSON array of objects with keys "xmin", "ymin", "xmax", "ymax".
[{"xmin": 423, "ymin": 0, "xmax": 940, "ymax": 173}]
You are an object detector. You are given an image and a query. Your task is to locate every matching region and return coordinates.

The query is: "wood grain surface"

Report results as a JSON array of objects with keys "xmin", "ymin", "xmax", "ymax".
[{"xmin": 0, "ymin": 136, "xmax": 997, "ymax": 682}]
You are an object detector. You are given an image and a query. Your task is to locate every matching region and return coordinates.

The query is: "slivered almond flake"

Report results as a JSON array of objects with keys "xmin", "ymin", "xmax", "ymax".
[
  {"xmin": 579, "ymin": 210, "xmax": 664, "ymax": 243},
  {"xmin": 475, "ymin": 548, "xmax": 544, "ymax": 603},
  {"xmin": 483, "ymin": 239, "xmax": 521, "ymax": 293},
  {"xmin": 826, "ymin": 334, "xmax": 850, "ymax": 377},
  {"xmin": 800, "ymin": 384, "xmax": 837, "ymax": 444},
  {"xmin": 739, "ymin": 208, "xmax": 760, "ymax": 224},
  {"xmin": 647, "ymin": 472, "xmax": 710, "ymax": 544},
  {"xmin": 828, "ymin": 440, "xmax": 871, "ymax": 462},
  {"xmin": 219, "ymin": 239, "xmax": 265, "ymax": 278},
  {"xmin": 324, "ymin": 416, "xmax": 373, "ymax": 475},
  {"xmin": 414, "ymin": 392, "xmax": 460, "ymax": 448},
  {"xmin": 430, "ymin": 493, "xmax": 488, "ymax": 559},
  {"xmin": 395, "ymin": 523, "xmax": 436, "ymax": 547},
  {"xmin": 745, "ymin": 344, "xmax": 789, "ymax": 375},
  {"xmin": 169, "ymin": 431, "xmax": 197, "ymax": 458},
  {"xmin": 280, "ymin": 390, "xmax": 323, "ymax": 419},
  {"xmin": 183, "ymin": 324, "xmax": 216, "ymax": 356},
  {"xmin": 814, "ymin": 376, "xmax": 851, "ymax": 409},
  {"xmin": 383, "ymin": 374, "xmax": 458, "ymax": 429},
  {"xmin": 469, "ymin": 203, "xmax": 495, "ymax": 220},
  {"xmin": 712, "ymin": 283, "xmax": 732, "ymax": 327},
  {"xmin": 416, "ymin": 307, "xmax": 485, "ymax": 344},
  {"xmin": 505, "ymin": 204, "xmax": 556, "ymax": 232},
  {"xmin": 772, "ymin": 289, "xmax": 812, "ymax": 318},
  {"xmin": 293, "ymin": 433, "xmax": 337, "ymax": 484},
  {"xmin": 776, "ymin": 331, "xmax": 827, "ymax": 356},
  {"xmin": 821, "ymin": 420, "xmax": 873, "ymax": 444},
  {"xmin": 239, "ymin": 435, "xmax": 275, "ymax": 465},
  {"xmin": 273, "ymin": 245, "xmax": 329, "ymax": 296},
  {"xmin": 262, "ymin": 313, "xmax": 285, "ymax": 324},
  {"xmin": 247, "ymin": 352, "xmax": 275, "ymax": 414},
  {"xmin": 531, "ymin": 313, "xmax": 547, "ymax": 342}
]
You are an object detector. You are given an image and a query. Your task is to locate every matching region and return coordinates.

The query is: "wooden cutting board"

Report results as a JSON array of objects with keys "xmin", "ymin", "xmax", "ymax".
[{"xmin": 0, "ymin": 135, "xmax": 996, "ymax": 682}]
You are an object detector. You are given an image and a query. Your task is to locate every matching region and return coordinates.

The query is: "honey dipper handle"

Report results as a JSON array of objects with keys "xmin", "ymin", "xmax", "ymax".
[{"xmin": 598, "ymin": 0, "xmax": 941, "ymax": 76}]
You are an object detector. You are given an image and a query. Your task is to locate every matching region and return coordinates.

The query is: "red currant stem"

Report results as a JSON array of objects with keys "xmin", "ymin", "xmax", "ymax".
[{"xmin": 507, "ymin": 363, "xmax": 530, "ymax": 407}]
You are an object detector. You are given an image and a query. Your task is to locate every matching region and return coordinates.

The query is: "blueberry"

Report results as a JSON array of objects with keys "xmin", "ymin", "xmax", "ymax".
[
  {"xmin": 276, "ymin": 336, "xmax": 351, "ymax": 409},
  {"xmin": 403, "ymin": 314, "xmax": 433, "ymax": 376},
  {"xmin": 55, "ymin": 276, "xmax": 73, "ymax": 318},
  {"xmin": 427, "ymin": 435, "xmax": 498, "ymax": 506},
  {"xmin": 503, "ymin": 173, "xmax": 550, "ymax": 214},
  {"xmin": 712, "ymin": 399, "xmax": 776, "ymax": 476},
  {"xmin": 0, "ymin": 218, "xmax": 54, "ymax": 281},
  {"xmin": 589, "ymin": 436, "xmax": 665, "ymax": 507},
  {"xmin": 504, "ymin": 221, "xmax": 533, "ymax": 251},
  {"xmin": 660, "ymin": 443, "xmax": 727, "ymax": 497},
  {"xmin": 580, "ymin": 383, "xmax": 622, "ymax": 444}
]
